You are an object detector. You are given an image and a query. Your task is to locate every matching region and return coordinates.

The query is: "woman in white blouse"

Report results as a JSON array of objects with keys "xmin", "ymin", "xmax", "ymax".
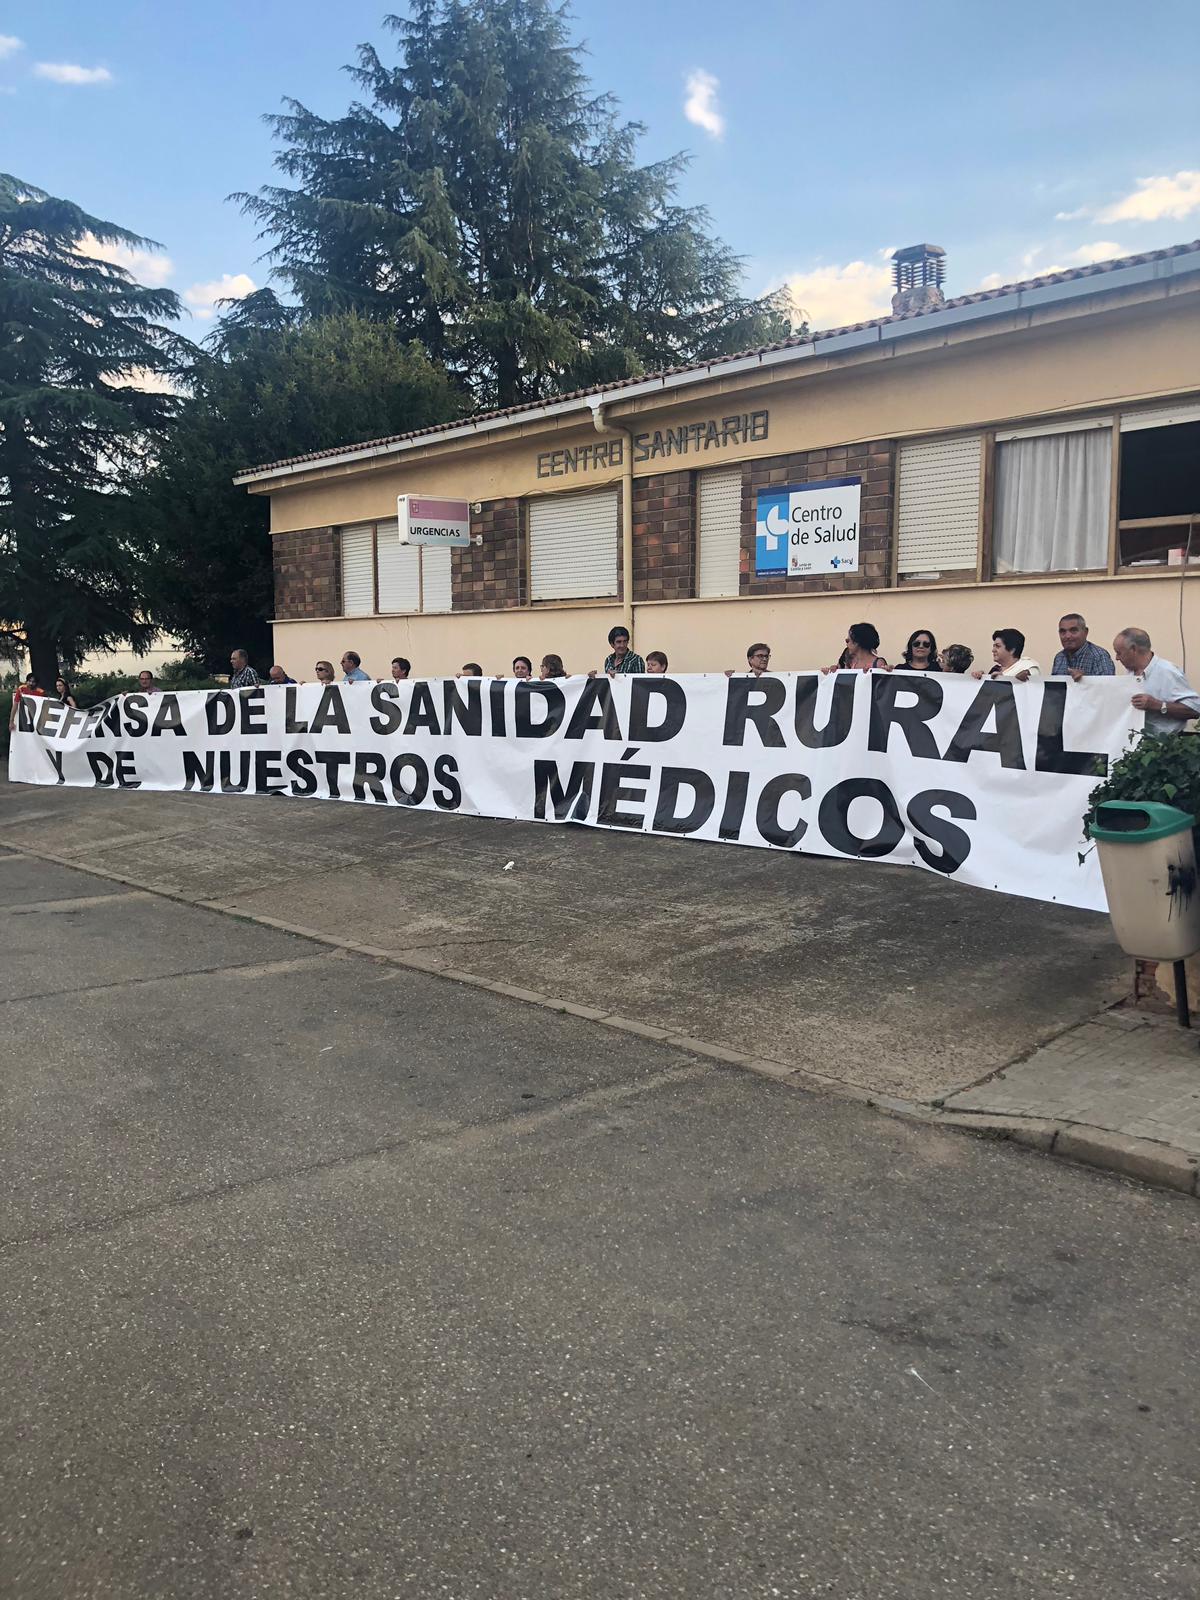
[{"xmin": 972, "ymin": 628, "xmax": 1042, "ymax": 683}]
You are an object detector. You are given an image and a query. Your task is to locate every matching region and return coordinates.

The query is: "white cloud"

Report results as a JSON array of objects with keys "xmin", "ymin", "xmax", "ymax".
[
  {"xmin": 184, "ymin": 272, "xmax": 256, "ymax": 319},
  {"xmin": 1067, "ymin": 240, "xmax": 1125, "ymax": 264},
  {"xmin": 34, "ymin": 61, "xmax": 113, "ymax": 85},
  {"xmin": 683, "ymin": 69, "xmax": 724, "ymax": 140},
  {"xmin": 783, "ymin": 257, "xmax": 893, "ymax": 330},
  {"xmin": 1096, "ymin": 171, "xmax": 1200, "ymax": 224},
  {"xmin": 77, "ymin": 232, "xmax": 175, "ymax": 287},
  {"xmin": 0, "ymin": 34, "xmax": 23, "ymax": 58},
  {"xmin": 976, "ymin": 240, "xmax": 1127, "ymax": 292}
]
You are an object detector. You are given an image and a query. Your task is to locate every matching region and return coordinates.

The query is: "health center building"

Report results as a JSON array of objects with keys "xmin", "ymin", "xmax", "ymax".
[{"xmin": 236, "ymin": 240, "xmax": 1200, "ymax": 678}]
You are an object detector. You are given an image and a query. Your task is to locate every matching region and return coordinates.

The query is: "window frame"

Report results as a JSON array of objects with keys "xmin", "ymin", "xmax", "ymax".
[{"xmin": 339, "ymin": 518, "xmax": 453, "ymax": 617}]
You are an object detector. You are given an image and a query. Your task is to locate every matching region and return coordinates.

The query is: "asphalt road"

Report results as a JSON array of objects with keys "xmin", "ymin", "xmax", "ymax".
[{"xmin": 2, "ymin": 847, "xmax": 1198, "ymax": 1599}]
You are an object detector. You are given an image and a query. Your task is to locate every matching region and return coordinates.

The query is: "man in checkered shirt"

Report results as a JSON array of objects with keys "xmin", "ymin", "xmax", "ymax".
[
  {"xmin": 1051, "ymin": 614, "xmax": 1115, "ymax": 680},
  {"xmin": 228, "ymin": 648, "xmax": 260, "ymax": 689}
]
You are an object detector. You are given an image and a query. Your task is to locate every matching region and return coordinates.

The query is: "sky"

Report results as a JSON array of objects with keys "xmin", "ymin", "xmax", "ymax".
[{"xmin": 4, "ymin": 0, "xmax": 1200, "ymax": 334}]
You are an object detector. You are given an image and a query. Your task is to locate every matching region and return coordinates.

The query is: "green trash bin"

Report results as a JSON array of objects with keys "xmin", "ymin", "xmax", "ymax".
[{"xmin": 1090, "ymin": 801, "xmax": 1200, "ymax": 961}]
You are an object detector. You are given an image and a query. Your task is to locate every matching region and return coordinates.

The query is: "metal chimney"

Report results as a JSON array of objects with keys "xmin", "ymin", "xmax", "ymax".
[{"xmin": 891, "ymin": 244, "xmax": 946, "ymax": 316}]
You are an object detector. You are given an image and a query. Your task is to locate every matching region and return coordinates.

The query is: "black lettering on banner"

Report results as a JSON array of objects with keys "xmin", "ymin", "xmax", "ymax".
[
  {"xmin": 723, "ymin": 677, "xmax": 786, "ymax": 747},
  {"xmin": 755, "ymin": 773, "xmax": 811, "ymax": 847},
  {"xmin": 794, "ymin": 674, "xmax": 855, "ymax": 749},
  {"xmin": 433, "ymin": 754, "xmax": 462, "ymax": 810},
  {"xmin": 17, "ymin": 694, "xmax": 37, "ymax": 733},
  {"xmin": 629, "ymin": 678, "xmax": 687, "ymax": 742},
  {"xmin": 653, "ymin": 767, "xmax": 715, "ymax": 834},
  {"xmin": 287, "ymin": 749, "xmax": 317, "ymax": 795},
  {"xmin": 314, "ymin": 750, "xmax": 352, "ymax": 797},
  {"xmin": 206, "ymin": 691, "xmax": 235, "ymax": 735},
  {"xmin": 47, "ymin": 748, "xmax": 65, "ymax": 784},
  {"xmin": 352, "ymin": 752, "xmax": 388, "ymax": 802},
  {"xmin": 565, "ymin": 677, "xmax": 622, "ymax": 741},
  {"xmin": 97, "ymin": 699, "xmax": 123, "ymax": 738},
  {"xmin": 868, "ymin": 674, "xmax": 943, "ymax": 759},
  {"xmin": 516, "ymin": 682, "xmax": 566, "ymax": 739},
  {"xmin": 907, "ymin": 789, "xmax": 977, "ymax": 875},
  {"xmin": 369, "ymin": 682, "xmax": 404, "ymax": 736},
  {"xmin": 1035, "ymin": 681, "xmax": 1106, "ymax": 775},
  {"xmin": 183, "ymin": 750, "xmax": 215, "ymax": 791},
  {"xmin": 220, "ymin": 752, "xmax": 252, "ymax": 793},
  {"xmin": 389, "ymin": 753, "xmax": 429, "ymax": 806},
  {"xmin": 36, "ymin": 699, "xmax": 65, "ymax": 738},
  {"xmin": 818, "ymin": 777, "xmax": 904, "ymax": 858},
  {"xmin": 443, "ymin": 679, "xmax": 482, "ymax": 737},
  {"xmin": 943, "ymin": 681, "xmax": 1026, "ymax": 769},
  {"xmin": 152, "ymin": 695, "xmax": 185, "ymax": 737},
  {"xmin": 79, "ymin": 704, "xmax": 107, "ymax": 739},
  {"xmin": 311, "ymin": 686, "xmax": 350, "ymax": 736},
  {"xmin": 718, "ymin": 771, "xmax": 751, "ymax": 840},
  {"xmin": 239, "ymin": 688, "xmax": 268, "ymax": 735},
  {"xmin": 87, "ymin": 750, "xmax": 141, "ymax": 789},
  {"xmin": 254, "ymin": 750, "xmax": 287, "ymax": 794},
  {"xmin": 597, "ymin": 753, "xmax": 650, "ymax": 828},
  {"xmin": 122, "ymin": 694, "xmax": 149, "ymax": 738},
  {"xmin": 533, "ymin": 759, "xmax": 594, "ymax": 820},
  {"xmin": 404, "ymin": 683, "xmax": 442, "ymax": 737},
  {"xmin": 489, "ymin": 680, "xmax": 507, "ymax": 738},
  {"xmin": 285, "ymin": 686, "xmax": 309, "ymax": 734},
  {"xmin": 58, "ymin": 705, "xmax": 86, "ymax": 739}
]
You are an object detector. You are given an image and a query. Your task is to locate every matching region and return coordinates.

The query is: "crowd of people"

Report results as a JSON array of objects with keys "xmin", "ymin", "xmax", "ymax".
[{"xmin": 11, "ymin": 615, "xmax": 1200, "ymax": 738}]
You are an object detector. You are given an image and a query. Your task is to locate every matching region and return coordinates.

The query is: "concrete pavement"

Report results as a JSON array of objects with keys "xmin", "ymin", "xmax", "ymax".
[{"xmin": 3, "ymin": 850, "xmax": 1199, "ymax": 1599}]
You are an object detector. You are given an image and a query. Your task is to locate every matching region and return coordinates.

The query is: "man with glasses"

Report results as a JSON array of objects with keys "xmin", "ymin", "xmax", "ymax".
[
  {"xmin": 726, "ymin": 643, "xmax": 772, "ymax": 678},
  {"xmin": 340, "ymin": 650, "xmax": 370, "ymax": 684}
]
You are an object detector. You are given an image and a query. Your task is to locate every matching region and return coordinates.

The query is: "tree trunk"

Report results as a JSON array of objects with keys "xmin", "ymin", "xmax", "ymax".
[{"xmin": 26, "ymin": 628, "xmax": 59, "ymax": 692}]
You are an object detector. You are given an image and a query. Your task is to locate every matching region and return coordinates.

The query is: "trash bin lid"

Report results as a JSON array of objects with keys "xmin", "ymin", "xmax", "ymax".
[{"xmin": 1090, "ymin": 799, "xmax": 1196, "ymax": 842}]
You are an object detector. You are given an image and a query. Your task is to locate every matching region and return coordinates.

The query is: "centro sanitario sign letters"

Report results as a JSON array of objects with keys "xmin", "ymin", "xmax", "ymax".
[{"xmin": 537, "ymin": 409, "xmax": 769, "ymax": 478}]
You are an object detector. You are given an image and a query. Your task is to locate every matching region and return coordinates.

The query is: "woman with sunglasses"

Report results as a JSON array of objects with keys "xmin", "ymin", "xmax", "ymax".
[
  {"xmin": 897, "ymin": 629, "xmax": 939, "ymax": 671},
  {"xmin": 311, "ymin": 660, "xmax": 336, "ymax": 686}
]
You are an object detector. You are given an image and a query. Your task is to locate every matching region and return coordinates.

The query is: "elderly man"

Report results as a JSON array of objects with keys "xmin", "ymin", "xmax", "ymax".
[
  {"xmin": 1053, "ymin": 613, "xmax": 1114, "ymax": 680},
  {"xmin": 267, "ymin": 664, "xmax": 295, "ymax": 685},
  {"xmin": 229, "ymin": 648, "xmax": 260, "ymax": 689},
  {"xmin": 1113, "ymin": 628, "xmax": 1200, "ymax": 735},
  {"xmin": 340, "ymin": 650, "xmax": 370, "ymax": 684},
  {"xmin": 137, "ymin": 669, "xmax": 159, "ymax": 696}
]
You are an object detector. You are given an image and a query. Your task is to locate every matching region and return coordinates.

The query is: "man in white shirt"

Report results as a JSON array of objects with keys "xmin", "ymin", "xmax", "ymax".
[{"xmin": 1113, "ymin": 628, "xmax": 1200, "ymax": 735}]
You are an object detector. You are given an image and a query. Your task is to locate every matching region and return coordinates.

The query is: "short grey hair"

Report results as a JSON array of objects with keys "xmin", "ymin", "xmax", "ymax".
[
  {"xmin": 1059, "ymin": 612, "xmax": 1087, "ymax": 628},
  {"xmin": 231, "ymin": 647, "xmax": 248, "ymax": 663},
  {"xmin": 1115, "ymin": 627, "xmax": 1152, "ymax": 652}
]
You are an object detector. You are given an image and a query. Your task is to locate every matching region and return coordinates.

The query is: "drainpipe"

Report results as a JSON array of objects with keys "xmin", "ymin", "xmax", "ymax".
[{"xmin": 589, "ymin": 399, "xmax": 635, "ymax": 633}]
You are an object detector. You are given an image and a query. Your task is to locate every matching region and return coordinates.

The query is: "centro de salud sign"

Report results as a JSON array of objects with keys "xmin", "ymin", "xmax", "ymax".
[
  {"xmin": 398, "ymin": 495, "xmax": 471, "ymax": 548},
  {"xmin": 537, "ymin": 409, "xmax": 769, "ymax": 479},
  {"xmin": 755, "ymin": 477, "xmax": 862, "ymax": 577}
]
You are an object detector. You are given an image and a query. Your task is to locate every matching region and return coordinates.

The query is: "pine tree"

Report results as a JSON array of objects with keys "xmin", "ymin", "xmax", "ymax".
[
  {"xmin": 134, "ymin": 309, "xmax": 461, "ymax": 670},
  {"xmin": 0, "ymin": 174, "xmax": 187, "ymax": 687},
  {"xmin": 239, "ymin": 1, "xmax": 791, "ymax": 408}
]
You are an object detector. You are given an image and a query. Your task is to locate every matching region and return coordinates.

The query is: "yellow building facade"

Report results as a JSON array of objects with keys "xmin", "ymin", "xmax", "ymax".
[{"xmin": 237, "ymin": 242, "xmax": 1200, "ymax": 679}]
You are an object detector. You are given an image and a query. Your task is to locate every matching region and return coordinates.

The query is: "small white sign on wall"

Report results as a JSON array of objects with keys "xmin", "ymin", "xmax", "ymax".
[{"xmin": 398, "ymin": 495, "xmax": 471, "ymax": 548}]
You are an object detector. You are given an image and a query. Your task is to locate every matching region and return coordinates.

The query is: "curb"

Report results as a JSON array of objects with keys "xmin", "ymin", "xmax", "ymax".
[{"xmin": 5, "ymin": 836, "xmax": 1198, "ymax": 1201}]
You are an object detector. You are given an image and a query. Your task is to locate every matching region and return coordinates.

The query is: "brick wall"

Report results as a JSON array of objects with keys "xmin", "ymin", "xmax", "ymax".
[
  {"xmin": 273, "ymin": 526, "xmax": 341, "ymax": 620},
  {"xmin": 740, "ymin": 441, "xmax": 895, "ymax": 596},
  {"xmin": 633, "ymin": 471, "xmax": 695, "ymax": 602},
  {"xmin": 452, "ymin": 498, "xmax": 523, "ymax": 611}
]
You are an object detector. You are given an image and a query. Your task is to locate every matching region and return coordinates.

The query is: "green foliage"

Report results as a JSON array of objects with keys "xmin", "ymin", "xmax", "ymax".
[
  {"xmin": 0, "ymin": 173, "xmax": 190, "ymax": 687},
  {"xmin": 1086, "ymin": 732, "xmax": 1200, "ymax": 831},
  {"xmin": 237, "ymin": 0, "xmax": 794, "ymax": 407},
  {"xmin": 132, "ymin": 313, "xmax": 460, "ymax": 671}
]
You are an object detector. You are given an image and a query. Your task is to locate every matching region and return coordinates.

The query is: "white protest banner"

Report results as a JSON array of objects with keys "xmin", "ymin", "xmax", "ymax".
[{"xmin": 9, "ymin": 673, "xmax": 1141, "ymax": 911}]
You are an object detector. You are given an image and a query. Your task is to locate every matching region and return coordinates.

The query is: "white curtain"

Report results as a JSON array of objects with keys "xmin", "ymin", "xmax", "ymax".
[{"xmin": 993, "ymin": 429, "xmax": 1111, "ymax": 573}]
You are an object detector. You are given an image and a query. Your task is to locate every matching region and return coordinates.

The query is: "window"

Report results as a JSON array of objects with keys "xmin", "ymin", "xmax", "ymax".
[
  {"xmin": 341, "ymin": 520, "xmax": 455, "ymax": 615},
  {"xmin": 341, "ymin": 524, "xmax": 375, "ymax": 616},
  {"xmin": 1118, "ymin": 402, "xmax": 1200, "ymax": 568},
  {"xmin": 697, "ymin": 465, "xmax": 742, "ymax": 597},
  {"xmin": 993, "ymin": 418, "xmax": 1111, "ymax": 574},
  {"xmin": 528, "ymin": 487, "xmax": 618, "ymax": 601},
  {"xmin": 895, "ymin": 435, "xmax": 982, "ymax": 579}
]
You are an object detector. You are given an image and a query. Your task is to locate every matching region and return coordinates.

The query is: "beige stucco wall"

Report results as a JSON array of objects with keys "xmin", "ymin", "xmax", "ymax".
[
  {"xmin": 271, "ymin": 572, "xmax": 1200, "ymax": 680},
  {"xmin": 262, "ymin": 288, "xmax": 1200, "ymax": 535}
]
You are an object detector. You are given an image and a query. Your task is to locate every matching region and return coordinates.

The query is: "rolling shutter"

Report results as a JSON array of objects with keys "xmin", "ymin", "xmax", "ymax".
[
  {"xmin": 341, "ymin": 524, "xmax": 375, "ymax": 615},
  {"xmin": 1121, "ymin": 401, "xmax": 1200, "ymax": 432},
  {"xmin": 697, "ymin": 466, "xmax": 742, "ymax": 597},
  {"xmin": 375, "ymin": 519, "xmax": 421, "ymax": 613},
  {"xmin": 420, "ymin": 545, "xmax": 453, "ymax": 613},
  {"xmin": 895, "ymin": 435, "xmax": 982, "ymax": 576},
  {"xmin": 528, "ymin": 487, "xmax": 618, "ymax": 601}
]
